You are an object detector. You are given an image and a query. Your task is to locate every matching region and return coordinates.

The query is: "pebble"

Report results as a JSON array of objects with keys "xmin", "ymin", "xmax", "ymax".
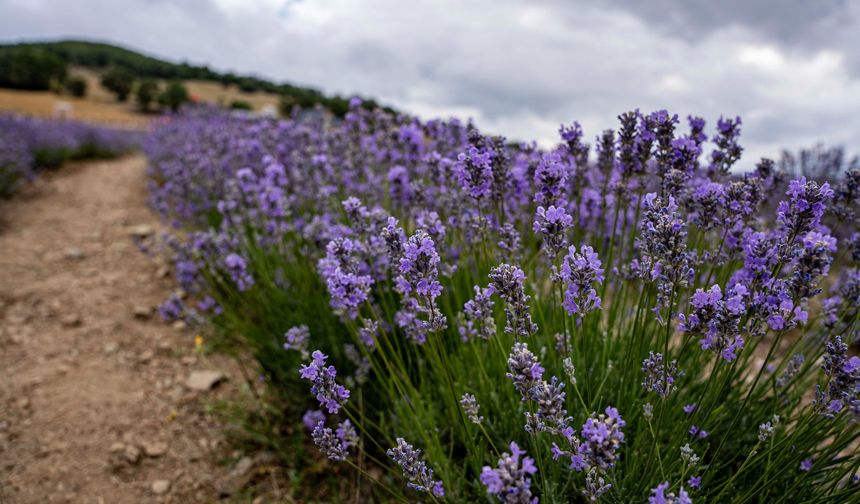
[
  {"xmin": 128, "ymin": 224, "xmax": 155, "ymax": 238},
  {"xmin": 132, "ymin": 305, "xmax": 153, "ymax": 319},
  {"xmin": 61, "ymin": 314, "xmax": 82, "ymax": 328},
  {"xmin": 124, "ymin": 444, "xmax": 141, "ymax": 464},
  {"xmin": 139, "ymin": 350, "xmax": 155, "ymax": 363},
  {"xmin": 185, "ymin": 370, "xmax": 225, "ymax": 391},
  {"xmin": 63, "ymin": 247, "xmax": 86, "ymax": 260},
  {"xmin": 151, "ymin": 479, "xmax": 170, "ymax": 495},
  {"xmin": 143, "ymin": 441, "xmax": 168, "ymax": 457}
]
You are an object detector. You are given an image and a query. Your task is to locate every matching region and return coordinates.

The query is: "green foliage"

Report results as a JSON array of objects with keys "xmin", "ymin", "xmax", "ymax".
[
  {"xmin": 101, "ymin": 66, "xmax": 135, "ymax": 101},
  {"xmin": 237, "ymin": 78, "xmax": 259, "ymax": 93},
  {"xmin": 159, "ymin": 81, "xmax": 190, "ymax": 112},
  {"xmin": 0, "ymin": 40, "xmax": 385, "ymax": 116},
  {"xmin": 0, "ymin": 47, "xmax": 67, "ymax": 90},
  {"xmin": 64, "ymin": 76, "xmax": 87, "ymax": 97},
  {"xmin": 136, "ymin": 79, "xmax": 160, "ymax": 112},
  {"xmin": 229, "ymin": 100, "xmax": 253, "ymax": 111}
]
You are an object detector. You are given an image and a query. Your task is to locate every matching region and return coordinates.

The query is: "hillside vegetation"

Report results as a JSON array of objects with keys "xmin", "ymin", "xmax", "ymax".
[{"xmin": 0, "ymin": 40, "xmax": 387, "ymax": 116}]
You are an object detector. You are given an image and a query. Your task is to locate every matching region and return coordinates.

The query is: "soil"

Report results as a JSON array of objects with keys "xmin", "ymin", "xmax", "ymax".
[{"xmin": 0, "ymin": 155, "xmax": 240, "ymax": 503}]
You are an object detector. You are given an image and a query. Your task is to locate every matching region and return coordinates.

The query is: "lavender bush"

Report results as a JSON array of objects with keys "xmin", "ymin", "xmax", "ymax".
[
  {"xmin": 147, "ymin": 102, "xmax": 859, "ymax": 502},
  {"xmin": 0, "ymin": 114, "xmax": 139, "ymax": 197}
]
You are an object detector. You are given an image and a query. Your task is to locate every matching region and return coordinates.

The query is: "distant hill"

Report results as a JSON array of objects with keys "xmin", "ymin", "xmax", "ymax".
[{"xmin": 0, "ymin": 39, "xmax": 387, "ymax": 115}]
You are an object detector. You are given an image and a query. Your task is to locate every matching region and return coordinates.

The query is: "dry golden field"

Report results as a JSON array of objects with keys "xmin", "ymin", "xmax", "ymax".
[{"xmin": 0, "ymin": 67, "xmax": 282, "ymax": 128}]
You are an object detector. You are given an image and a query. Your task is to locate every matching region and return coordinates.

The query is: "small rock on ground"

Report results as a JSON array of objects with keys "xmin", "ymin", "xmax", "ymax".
[
  {"xmin": 185, "ymin": 370, "xmax": 225, "ymax": 391},
  {"xmin": 151, "ymin": 479, "xmax": 171, "ymax": 495}
]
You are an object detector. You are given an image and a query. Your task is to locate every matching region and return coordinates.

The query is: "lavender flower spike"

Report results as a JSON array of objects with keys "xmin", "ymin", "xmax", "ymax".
[
  {"xmin": 387, "ymin": 438, "xmax": 445, "ymax": 497},
  {"xmin": 312, "ymin": 419, "xmax": 358, "ymax": 461},
  {"xmin": 506, "ymin": 342, "xmax": 545, "ymax": 400},
  {"xmin": 559, "ymin": 244, "xmax": 605, "ymax": 317},
  {"xmin": 480, "ymin": 442, "xmax": 539, "ymax": 504},
  {"xmin": 283, "ymin": 325, "xmax": 310, "ymax": 359},
  {"xmin": 649, "ymin": 482, "xmax": 693, "ymax": 504},
  {"xmin": 490, "ymin": 264, "xmax": 538, "ymax": 337},
  {"xmin": 299, "ymin": 350, "xmax": 351, "ymax": 414},
  {"xmin": 533, "ymin": 205, "xmax": 573, "ymax": 256}
]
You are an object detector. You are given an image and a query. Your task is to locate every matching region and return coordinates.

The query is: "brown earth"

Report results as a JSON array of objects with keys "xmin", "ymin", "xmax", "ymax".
[{"xmin": 0, "ymin": 155, "xmax": 247, "ymax": 503}]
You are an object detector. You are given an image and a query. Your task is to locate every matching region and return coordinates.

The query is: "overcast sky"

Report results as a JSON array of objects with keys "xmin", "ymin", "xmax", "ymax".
[{"xmin": 2, "ymin": 0, "xmax": 859, "ymax": 165}]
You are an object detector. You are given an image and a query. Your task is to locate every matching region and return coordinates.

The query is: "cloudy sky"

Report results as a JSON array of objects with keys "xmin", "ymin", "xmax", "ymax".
[{"xmin": 2, "ymin": 0, "xmax": 859, "ymax": 165}]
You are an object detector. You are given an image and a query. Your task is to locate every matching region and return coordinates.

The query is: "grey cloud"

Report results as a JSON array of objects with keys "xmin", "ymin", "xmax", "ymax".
[{"xmin": 0, "ymin": 0, "xmax": 858, "ymax": 167}]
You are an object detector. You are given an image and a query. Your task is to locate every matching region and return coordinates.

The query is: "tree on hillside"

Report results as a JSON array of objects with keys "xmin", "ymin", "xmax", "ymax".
[
  {"xmin": 0, "ymin": 48, "xmax": 66, "ymax": 90},
  {"xmin": 64, "ymin": 77, "xmax": 87, "ymax": 97},
  {"xmin": 136, "ymin": 79, "xmax": 159, "ymax": 112},
  {"xmin": 159, "ymin": 81, "xmax": 190, "ymax": 112},
  {"xmin": 101, "ymin": 67, "xmax": 135, "ymax": 101}
]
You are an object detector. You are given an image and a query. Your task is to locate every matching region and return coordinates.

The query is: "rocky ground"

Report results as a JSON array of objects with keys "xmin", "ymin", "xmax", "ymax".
[{"xmin": 0, "ymin": 155, "xmax": 267, "ymax": 503}]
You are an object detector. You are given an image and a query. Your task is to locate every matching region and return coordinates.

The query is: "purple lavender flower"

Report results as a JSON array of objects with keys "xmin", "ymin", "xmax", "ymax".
[
  {"xmin": 687, "ymin": 476, "xmax": 701, "ymax": 489},
  {"xmin": 687, "ymin": 115, "xmax": 707, "ymax": 146},
  {"xmin": 225, "ymin": 253, "xmax": 254, "ymax": 291},
  {"xmin": 649, "ymin": 481, "xmax": 693, "ymax": 504},
  {"xmin": 559, "ymin": 245, "xmax": 605, "ymax": 317},
  {"xmin": 302, "ymin": 409, "xmax": 325, "ymax": 431},
  {"xmin": 526, "ymin": 376, "xmax": 572, "ymax": 435},
  {"xmin": 455, "ymin": 145, "xmax": 494, "ymax": 201},
  {"xmin": 650, "ymin": 110, "xmax": 680, "ymax": 174},
  {"xmin": 158, "ymin": 294, "xmax": 184, "ymax": 322},
  {"xmin": 534, "ymin": 149, "xmax": 569, "ymax": 206},
  {"xmin": 480, "ymin": 442, "xmax": 539, "ymax": 504},
  {"xmin": 777, "ymin": 177, "xmax": 834, "ymax": 239},
  {"xmin": 506, "ymin": 342, "xmax": 545, "ymax": 399},
  {"xmin": 459, "ymin": 285, "xmax": 496, "ymax": 341},
  {"xmin": 579, "ymin": 407, "xmax": 626, "ymax": 471},
  {"xmin": 533, "ymin": 205, "xmax": 573, "ymax": 256},
  {"xmin": 678, "ymin": 284, "xmax": 747, "ymax": 362},
  {"xmin": 299, "ymin": 350, "xmax": 351, "ymax": 414},
  {"xmin": 583, "ymin": 467, "xmax": 612, "ymax": 501},
  {"xmin": 641, "ymin": 352, "xmax": 683, "ymax": 397},
  {"xmin": 683, "ymin": 403, "xmax": 697, "ymax": 415},
  {"xmin": 688, "ymin": 426, "xmax": 708, "ymax": 440},
  {"xmin": 283, "ymin": 325, "xmax": 310, "ymax": 359},
  {"xmin": 708, "ymin": 115, "xmax": 743, "ymax": 176},
  {"xmin": 814, "ymin": 336, "xmax": 860, "ymax": 416},
  {"xmin": 358, "ymin": 318, "xmax": 378, "ymax": 348},
  {"xmin": 616, "ymin": 111, "xmax": 644, "ymax": 179},
  {"xmin": 559, "ymin": 121, "xmax": 588, "ymax": 166},
  {"xmin": 318, "ymin": 238, "xmax": 374, "ymax": 319},
  {"xmin": 394, "ymin": 230, "xmax": 447, "ymax": 343},
  {"xmin": 386, "ymin": 438, "xmax": 445, "ymax": 497},
  {"xmin": 381, "ymin": 216, "xmax": 406, "ymax": 264},
  {"xmin": 396, "ymin": 231, "xmax": 443, "ymax": 299},
  {"xmin": 636, "ymin": 193, "xmax": 693, "ymax": 317},
  {"xmin": 490, "ymin": 264, "xmax": 538, "ymax": 337},
  {"xmin": 800, "ymin": 458, "xmax": 813, "ymax": 472},
  {"xmin": 312, "ymin": 419, "xmax": 358, "ymax": 461},
  {"xmin": 460, "ymin": 393, "xmax": 484, "ymax": 425}
]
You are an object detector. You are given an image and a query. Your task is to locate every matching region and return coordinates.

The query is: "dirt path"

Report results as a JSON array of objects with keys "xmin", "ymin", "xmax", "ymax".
[{"xmin": 0, "ymin": 155, "xmax": 236, "ymax": 503}]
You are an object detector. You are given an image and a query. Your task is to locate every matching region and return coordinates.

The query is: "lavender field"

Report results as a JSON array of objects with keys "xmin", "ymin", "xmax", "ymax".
[
  {"xmin": 2, "ymin": 2, "xmax": 860, "ymax": 502},
  {"xmin": 140, "ymin": 103, "xmax": 859, "ymax": 502}
]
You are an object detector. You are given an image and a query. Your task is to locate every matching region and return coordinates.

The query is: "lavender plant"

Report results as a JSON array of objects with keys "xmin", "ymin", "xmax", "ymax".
[
  {"xmin": 0, "ymin": 114, "xmax": 139, "ymax": 197},
  {"xmin": 146, "ymin": 102, "xmax": 860, "ymax": 502}
]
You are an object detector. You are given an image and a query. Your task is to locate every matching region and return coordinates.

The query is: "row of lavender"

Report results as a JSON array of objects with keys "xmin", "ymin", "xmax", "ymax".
[
  {"xmin": 0, "ymin": 114, "xmax": 139, "ymax": 197},
  {"xmin": 146, "ymin": 103, "xmax": 859, "ymax": 502}
]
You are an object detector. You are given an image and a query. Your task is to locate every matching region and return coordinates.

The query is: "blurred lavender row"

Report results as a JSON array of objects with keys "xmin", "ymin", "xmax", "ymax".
[{"xmin": 0, "ymin": 114, "xmax": 141, "ymax": 197}]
